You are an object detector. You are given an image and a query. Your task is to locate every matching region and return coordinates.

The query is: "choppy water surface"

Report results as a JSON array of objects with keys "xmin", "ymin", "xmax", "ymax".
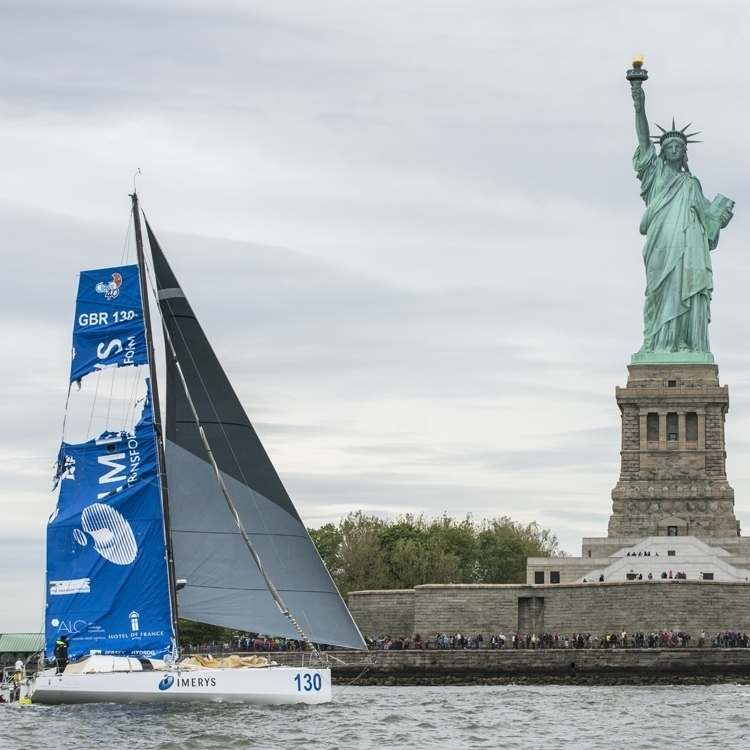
[{"xmin": 3, "ymin": 684, "xmax": 749, "ymax": 749}]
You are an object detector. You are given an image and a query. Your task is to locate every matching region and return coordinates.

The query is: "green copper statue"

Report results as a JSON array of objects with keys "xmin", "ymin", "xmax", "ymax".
[{"xmin": 628, "ymin": 58, "xmax": 734, "ymax": 363}]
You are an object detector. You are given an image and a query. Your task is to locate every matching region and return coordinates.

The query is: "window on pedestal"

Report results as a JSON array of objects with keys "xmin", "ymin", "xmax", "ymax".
[
  {"xmin": 534, "ymin": 571, "xmax": 545, "ymax": 584},
  {"xmin": 647, "ymin": 413, "xmax": 659, "ymax": 442},
  {"xmin": 686, "ymin": 412, "xmax": 698, "ymax": 442},
  {"xmin": 667, "ymin": 412, "xmax": 678, "ymax": 442}
]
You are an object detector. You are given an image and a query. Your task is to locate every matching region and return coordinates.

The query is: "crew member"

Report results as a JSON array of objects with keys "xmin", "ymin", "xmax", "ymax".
[{"xmin": 54, "ymin": 635, "xmax": 69, "ymax": 673}]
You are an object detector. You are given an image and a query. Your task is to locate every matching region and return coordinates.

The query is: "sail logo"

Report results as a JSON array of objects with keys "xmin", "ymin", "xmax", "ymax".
[
  {"xmin": 77, "ymin": 503, "xmax": 138, "ymax": 565},
  {"xmin": 91, "ymin": 337, "xmax": 136, "ymax": 368},
  {"xmin": 95, "ymin": 272, "xmax": 123, "ymax": 300},
  {"xmin": 130, "ymin": 612, "xmax": 140, "ymax": 632},
  {"xmin": 96, "ymin": 435, "xmax": 142, "ymax": 491},
  {"xmin": 50, "ymin": 618, "xmax": 89, "ymax": 633},
  {"xmin": 49, "ymin": 579, "xmax": 90, "ymax": 596}
]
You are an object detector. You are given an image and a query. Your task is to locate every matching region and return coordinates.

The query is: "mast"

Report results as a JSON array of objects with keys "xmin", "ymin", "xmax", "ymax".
[{"xmin": 130, "ymin": 191, "xmax": 180, "ymax": 650}]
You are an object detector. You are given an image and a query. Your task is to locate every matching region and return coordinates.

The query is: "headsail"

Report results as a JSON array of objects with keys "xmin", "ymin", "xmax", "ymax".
[
  {"xmin": 47, "ymin": 263, "xmax": 174, "ymax": 661},
  {"xmin": 145, "ymin": 221, "xmax": 366, "ymax": 650},
  {"xmin": 46, "ymin": 380, "xmax": 174, "ymax": 661}
]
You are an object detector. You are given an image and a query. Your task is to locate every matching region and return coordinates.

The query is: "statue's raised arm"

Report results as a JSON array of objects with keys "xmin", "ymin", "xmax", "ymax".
[{"xmin": 631, "ymin": 84, "xmax": 650, "ymax": 155}]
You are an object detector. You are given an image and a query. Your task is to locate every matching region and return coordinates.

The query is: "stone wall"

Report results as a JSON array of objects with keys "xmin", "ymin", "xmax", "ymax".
[
  {"xmin": 348, "ymin": 581, "xmax": 750, "ymax": 639},
  {"xmin": 347, "ymin": 589, "xmax": 414, "ymax": 638},
  {"xmin": 411, "ymin": 585, "xmax": 519, "ymax": 636},
  {"xmin": 268, "ymin": 648, "xmax": 750, "ymax": 685}
]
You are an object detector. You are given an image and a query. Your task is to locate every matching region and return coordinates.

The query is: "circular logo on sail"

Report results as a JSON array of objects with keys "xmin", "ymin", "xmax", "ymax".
[
  {"xmin": 80, "ymin": 503, "xmax": 138, "ymax": 565},
  {"xmin": 158, "ymin": 675, "xmax": 174, "ymax": 691}
]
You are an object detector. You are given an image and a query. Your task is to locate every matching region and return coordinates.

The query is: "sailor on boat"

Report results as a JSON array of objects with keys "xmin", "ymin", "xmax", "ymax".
[{"xmin": 53, "ymin": 636, "xmax": 69, "ymax": 674}]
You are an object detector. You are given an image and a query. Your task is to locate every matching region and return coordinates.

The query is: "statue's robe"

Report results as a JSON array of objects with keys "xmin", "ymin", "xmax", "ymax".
[{"xmin": 634, "ymin": 143, "xmax": 717, "ymax": 353}]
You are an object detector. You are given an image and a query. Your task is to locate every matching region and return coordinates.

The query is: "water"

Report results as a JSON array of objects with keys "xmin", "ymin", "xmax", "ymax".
[{"xmin": 3, "ymin": 684, "xmax": 749, "ymax": 749}]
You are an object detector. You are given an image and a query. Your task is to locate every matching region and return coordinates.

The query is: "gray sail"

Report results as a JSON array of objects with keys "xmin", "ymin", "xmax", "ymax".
[{"xmin": 145, "ymin": 221, "xmax": 366, "ymax": 650}]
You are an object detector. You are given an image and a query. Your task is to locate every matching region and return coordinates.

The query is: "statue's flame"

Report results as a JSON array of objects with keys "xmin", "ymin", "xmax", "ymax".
[{"xmin": 632, "ymin": 55, "xmax": 645, "ymax": 69}]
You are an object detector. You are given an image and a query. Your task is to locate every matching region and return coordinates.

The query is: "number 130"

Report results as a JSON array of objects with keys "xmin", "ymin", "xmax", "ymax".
[{"xmin": 294, "ymin": 672, "xmax": 322, "ymax": 691}]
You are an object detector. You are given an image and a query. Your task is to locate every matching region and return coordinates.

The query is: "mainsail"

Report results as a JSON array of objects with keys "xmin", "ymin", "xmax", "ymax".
[{"xmin": 145, "ymin": 221, "xmax": 366, "ymax": 650}]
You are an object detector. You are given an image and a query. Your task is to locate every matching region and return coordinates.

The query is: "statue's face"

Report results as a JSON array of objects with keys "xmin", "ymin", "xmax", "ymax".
[{"xmin": 662, "ymin": 139, "xmax": 686, "ymax": 165}]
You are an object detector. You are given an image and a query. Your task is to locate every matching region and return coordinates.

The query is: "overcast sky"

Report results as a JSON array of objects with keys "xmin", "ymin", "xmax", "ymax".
[{"xmin": 3, "ymin": 1, "xmax": 750, "ymax": 632}]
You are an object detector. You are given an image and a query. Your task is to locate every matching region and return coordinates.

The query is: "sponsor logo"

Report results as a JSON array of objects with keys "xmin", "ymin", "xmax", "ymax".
[
  {"xmin": 107, "ymin": 630, "xmax": 164, "ymax": 640},
  {"xmin": 176, "ymin": 677, "xmax": 217, "ymax": 688},
  {"xmin": 51, "ymin": 618, "xmax": 89, "ymax": 634},
  {"xmin": 130, "ymin": 612, "xmax": 140, "ymax": 632},
  {"xmin": 49, "ymin": 578, "xmax": 90, "ymax": 596},
  {"xmin": 158, "ymin": 675, "xmax": 174, "ymax": 691},
  {"xmin": 78, "ymin": 503, "xmax": 137, "ymax": 565},
  {"xmin": 95, "ymin": 272, "xmax": 123, "ymax": 300}
]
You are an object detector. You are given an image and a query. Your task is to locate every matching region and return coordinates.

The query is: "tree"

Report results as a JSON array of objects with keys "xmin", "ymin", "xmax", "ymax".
[
  {"xmin": 308, "ymin": 523, "xmax": 343, "ymax": 573},
  {"xmin": 307, "ymin": 511, "xmax": 566, "ymax": 596},
  {"xmin": 476, "ymin": 517, "xmax": 563, "ymax": 584},
  {"xmin": 178, "ymin": 619, "xmax": 233, "ymax": 647},
  {"xmin": 335, "ymin": 511, "xmax": 392, "ymax": 594}
]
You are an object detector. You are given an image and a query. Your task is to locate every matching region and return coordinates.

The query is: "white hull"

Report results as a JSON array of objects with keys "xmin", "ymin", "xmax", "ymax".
[{"xmin": 29, "ymin": 666, "xmax": 331, "ymax": 705}]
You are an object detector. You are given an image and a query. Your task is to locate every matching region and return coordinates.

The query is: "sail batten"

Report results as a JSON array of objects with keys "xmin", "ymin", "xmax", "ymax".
[{"xmin": 145, "ymin": 221, "xmax": 366, "ymax": 650}]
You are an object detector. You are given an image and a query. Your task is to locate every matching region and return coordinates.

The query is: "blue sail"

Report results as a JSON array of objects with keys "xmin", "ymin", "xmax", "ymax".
[
  {"xmin": 45, "ymin": 382, "xmax": 174, "ymax": 661},
  {"xmin": 71, "ymin": 265, "xmax": 148, "ymax": 382}
]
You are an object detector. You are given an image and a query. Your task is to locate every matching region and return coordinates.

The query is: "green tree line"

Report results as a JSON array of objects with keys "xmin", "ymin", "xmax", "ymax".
[{"xmin": 308, "ymin": 512, "xmax": 567, "ymax": 597}]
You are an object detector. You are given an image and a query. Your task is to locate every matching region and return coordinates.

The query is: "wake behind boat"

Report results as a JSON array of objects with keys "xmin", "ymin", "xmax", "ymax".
[{"xmin": 20, "ymin": 193, "xmax": 365, "ymax": 705}]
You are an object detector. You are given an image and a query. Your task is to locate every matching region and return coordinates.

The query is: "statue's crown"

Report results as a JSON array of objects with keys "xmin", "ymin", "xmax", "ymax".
[{"xmin": 651, "ymin": 118, "xmax": 702, "ymax": 147}]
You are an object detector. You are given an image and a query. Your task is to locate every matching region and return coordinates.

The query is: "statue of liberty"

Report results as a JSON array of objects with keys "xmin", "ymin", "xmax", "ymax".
[{"xmin": 628, "ymin": 59, "xmax": 734, "ymax": 362}]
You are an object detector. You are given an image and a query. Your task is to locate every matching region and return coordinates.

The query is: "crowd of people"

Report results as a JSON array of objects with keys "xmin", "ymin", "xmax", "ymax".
[
  {"xmin": 183, "ymin": 630, "xmax": 750, "ymax": 653},
  {"xmin": 182, "ymin": 637, "xmax": 306, "ymax": 654},
  {"xmin": 364, "ymin": 629, "xmax": 750, "ymax": 650},
  {"xmin": 585, "ymin": 570, "xmax": 705, "ymax": 582}
]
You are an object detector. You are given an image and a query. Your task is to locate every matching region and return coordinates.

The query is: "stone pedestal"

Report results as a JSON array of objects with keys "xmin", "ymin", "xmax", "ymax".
[{"xmin": 608, "ymin": 363, "xmax": 740, "ymax": 539}]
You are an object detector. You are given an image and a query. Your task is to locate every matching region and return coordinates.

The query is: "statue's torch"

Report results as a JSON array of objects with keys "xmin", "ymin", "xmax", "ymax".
[{"xmin": 626, "ymin": 55, "xmax": 648, "ymax": 89}]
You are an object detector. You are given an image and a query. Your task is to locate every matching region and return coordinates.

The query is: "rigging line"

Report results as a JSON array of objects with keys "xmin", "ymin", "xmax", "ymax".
[
  {"xmin": 105, "ymin": 363, "xmax": 116, "ymax": 430},
  {"xmin": 128, "ymin": 367, "xmax": 144, "ymax": 434},
  {"xmin": 58, "ymin": 380, "xmax": 74, "ymax": 450},
  {"xmin": 120, "ymin": 210, "xmax": 133, "ymax": 267},
  {"xmin": 145, "ymin": 264, "xmax": 319, "ymax": 656},
  {"xmin": 85, "ymin": 368, "xmax": 104, "ymax": 444},
  {"xmin": 118, "ymin": 363, "xmax": 129, "ymax": 428},
  {"xmin": 128, "ymin": 366, "xmax": 145, "ymax": 433},
  {"xmin": 332, "ymin": 664, "xmax": 372, "ymax": 698}
]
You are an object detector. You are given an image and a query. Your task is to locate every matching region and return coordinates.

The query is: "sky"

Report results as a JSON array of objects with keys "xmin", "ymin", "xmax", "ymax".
[{"xmin": 3, "ymin": 0, "xmax": 750, "ymax": 632}]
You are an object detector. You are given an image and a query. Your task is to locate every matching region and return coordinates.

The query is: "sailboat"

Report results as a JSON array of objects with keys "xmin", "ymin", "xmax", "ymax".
[{"xmin": 26, "ymin": 193, "xmax": 366, "ymax": 704}]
